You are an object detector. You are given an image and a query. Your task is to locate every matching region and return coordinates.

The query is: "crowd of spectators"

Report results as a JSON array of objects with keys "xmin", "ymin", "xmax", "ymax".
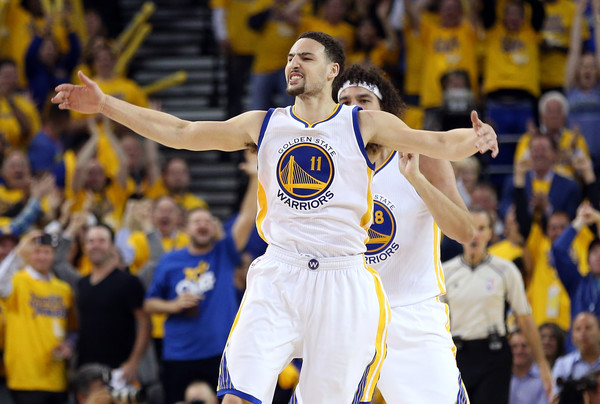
[{"xmin": 1, "ymin": 0, "xmax": 600, "ymax": 403}]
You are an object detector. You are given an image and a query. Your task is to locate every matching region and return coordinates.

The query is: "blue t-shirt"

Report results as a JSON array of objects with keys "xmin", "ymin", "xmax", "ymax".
[
  {"xmin": 146, "ymin": 233, "xmax": 241, "ymax": 360},
  {"xmin": 567, "ymin": 84, "xmax": 600, "ymax": 164}
]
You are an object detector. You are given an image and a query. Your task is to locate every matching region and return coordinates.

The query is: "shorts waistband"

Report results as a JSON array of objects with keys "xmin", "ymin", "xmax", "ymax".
[{"xmin": 264, "ymin": 245, "xmax": 365, "ymax": 270}]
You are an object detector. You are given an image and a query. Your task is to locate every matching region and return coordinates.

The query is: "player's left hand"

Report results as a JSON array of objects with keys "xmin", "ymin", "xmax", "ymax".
[
  {"xmin": 471, "ymin": 111, "xmax": 499, "ymax": 158},
  {"xmin": 397, "ymin": 152, "xmax": 421, "ymax": 182}
]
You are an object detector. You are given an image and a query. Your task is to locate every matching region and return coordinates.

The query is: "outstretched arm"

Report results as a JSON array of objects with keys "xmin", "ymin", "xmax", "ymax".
[
  {"xmin": 53, "ymin": 72, "xmax": 263, "ymax": 151},
  {"xmin": 362, "ymin": 110, "xmax": 498, "ymax": 161},
  {"xmin": 414, "ymin": 155, "xmax": 475, "ymax": 243}
]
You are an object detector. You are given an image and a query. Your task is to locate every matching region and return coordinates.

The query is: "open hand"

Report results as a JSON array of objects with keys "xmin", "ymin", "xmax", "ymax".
[
  {"xmin": 471, "ymin": 111, "xmax": 499, "ymax": 158},
  {"xmin": 52, "ymin": 71, "xmax": 106, "ymax": 114}
]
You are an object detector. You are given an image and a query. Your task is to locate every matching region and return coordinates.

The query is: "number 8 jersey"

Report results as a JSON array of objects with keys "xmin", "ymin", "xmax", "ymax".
[
  {"xmin": 256, "ymin": 104, "xmax": 374, "ymax": 257},
  {"xmin": 365, "ymin": 151, "xmax": 446, "ymax": 306}
]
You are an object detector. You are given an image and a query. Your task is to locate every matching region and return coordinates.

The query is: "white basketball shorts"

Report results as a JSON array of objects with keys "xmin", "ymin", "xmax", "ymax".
[
  {"xmin": 217, "ymin": 245, "xmax": 390, "ymax": 404},
  {"xmin": 377, "ymin": 296, "xmax": 469, "ymax": 404}
]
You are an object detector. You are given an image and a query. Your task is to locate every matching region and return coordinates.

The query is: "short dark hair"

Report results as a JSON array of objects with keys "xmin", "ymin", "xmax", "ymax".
[
  {"xmin": 297, "ymin": 31, "xmax": 345, "ymax": 79},
  {"xmin": 0, "ymin": 58, "xmax": 16, "ymax": 70},
  {"xmin": 87, "ymin": 223, "xmax": 115, "ymax": 243},
  {"xmin": 469, "ymin": 206, "xmax": 494, "ymax": 229},
  {"xmin": 69, "ymin": 363, "xmax": 111, "ymax": 396},
  {"xmin": 332, "ymin": 64, "xmax": 406, "ymax": 117}
]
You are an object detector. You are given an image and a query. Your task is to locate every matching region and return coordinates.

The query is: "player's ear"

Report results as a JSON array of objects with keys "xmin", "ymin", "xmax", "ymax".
[{"xmin": 328, "ymin": 63, "xmax": 339, "ymax": 80}]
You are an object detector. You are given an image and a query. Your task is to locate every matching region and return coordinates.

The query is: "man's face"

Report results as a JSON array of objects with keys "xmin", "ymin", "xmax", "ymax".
[
  {"xmin": 186, "ymin": 209, "xmax": 217, "ymax": 249},
  {"xmin": 541, "ymin": 100, "xmax": 566, "ymax": 132},
  {"xmin": 539, "ymin": 326, "xmax": 559, "ymax": 360},
  {"xmin": 152, "ymin": 198, "xmax": 179, "ymax": 233},
  {"xmin": 510, "ymin": 333, "xmax": 534, "ymax": 369},
  {"xmin": 285, "ymin": 38, "xmax": 335, "ymax": 98},
  {"xmin": 503, "ymin": 3, "xmax": 524, "ymax": 32},
  {"xmin": 164, "ymin": 159, "xmax": 189, "ymax": 194},
  {"xmin": 84, "ymin": 226, "xmax": 113, "ymax": 266},
  {"xmin": 0, "ymin": 63, "xmax": 18, "ymax": 96},
  {"xmin": 588, "ymin": 244, "xmax": 600, "ymax": 276},
  {"xmin": 338, "ymin": 86, "xmax": 381, "ymax": 111},
  {"xmin": 546, "ymin": 213, "xmax": 569, "ymax": 242},
  {"xmin": 0, "ymin": 237, "xmax": 16, "ymax": 261},
  {"xmin": 29, "ymin": 244, "xmax": 55, "ymax": 274},
  {"xmin": 85, "ymin": 160, "xmax": 107, "ymax": 192},
  {"xmin": 440, "ymin": 0, "xmax": 462, "ymax": 27},
  {"xmin": 572, "ymin": 313, "xmax": 600, "ymax": 354},
  {"xmin": 93, "ymin": 48, "xmax": 116, "ymax": 77},
  {"xmin": 463, "ymin": 211, "xmax": 492, "ymax": 257},
  {"xmin": 530, "ymin": 137, "xmax": 555, "ymax": 174},
  {"xmin": 121, "ymin": 136, "xmax": 142, "ymax": 170},
  {"xmin": 2, "ymin": 152, "xmax": 31, "ymax": 190}
]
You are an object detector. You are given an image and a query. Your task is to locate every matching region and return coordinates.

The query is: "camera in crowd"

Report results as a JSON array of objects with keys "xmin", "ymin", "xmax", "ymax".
[
  {"xmin": 70, "ymin": 363, "xmax": 147, "ymax": 404},
  {"xmin": 557, "ymin": 373, "xmax": 599, "ymax": 404}
]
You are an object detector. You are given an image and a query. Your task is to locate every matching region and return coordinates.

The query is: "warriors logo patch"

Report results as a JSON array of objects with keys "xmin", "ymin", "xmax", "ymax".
[
  {"xmin": 366, "ymin": 201, "xmax": 397, "ymax": 255},
  {"xmin": 277, "ymin": 143, "xmax": 335, "ymax": 200}
]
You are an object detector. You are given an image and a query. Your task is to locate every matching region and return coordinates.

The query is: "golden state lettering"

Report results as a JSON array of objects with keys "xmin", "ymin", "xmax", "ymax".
[
  {"xmin": 365, "ymin": 198, "xmax": 399, "ymax": 264},
  {"xmin": 29, "ymin": 293, "xmax": 67, "ymax": 318},
  {"xmin": 276, "ymin": 141, "xmax": 336, "ymax": 210}
]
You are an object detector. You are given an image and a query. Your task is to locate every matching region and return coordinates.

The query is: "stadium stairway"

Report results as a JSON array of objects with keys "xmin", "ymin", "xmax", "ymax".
[{"xmin": 120, "ymin": 0, "xmax": 244, "ymax": 219}]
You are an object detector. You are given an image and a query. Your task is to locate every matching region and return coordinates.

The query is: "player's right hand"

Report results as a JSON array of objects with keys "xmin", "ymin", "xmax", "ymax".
[{"xmin": 52, "ymin": 71, "xmax": 106, "ymax": 115}]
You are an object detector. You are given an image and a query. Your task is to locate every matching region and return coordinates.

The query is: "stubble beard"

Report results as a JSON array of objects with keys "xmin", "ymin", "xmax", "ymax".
[{"xmin": 286, "ymin": 83, "xmax": 305, "ymax": 97}]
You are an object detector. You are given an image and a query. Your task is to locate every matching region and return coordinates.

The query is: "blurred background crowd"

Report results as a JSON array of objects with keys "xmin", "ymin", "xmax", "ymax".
[{"xmin": 2, "ymin": 0, "xmax": 600, "ymax": 403}]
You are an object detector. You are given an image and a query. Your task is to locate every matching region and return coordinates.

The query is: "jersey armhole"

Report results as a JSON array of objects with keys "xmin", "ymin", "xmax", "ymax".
[
  {"xmin": 256, "ymin": 108, "xmax": 275, "ymax": 153},
  {"xmin": 352, "ymin": 106, "xmax": 376, "ymax": 171}
]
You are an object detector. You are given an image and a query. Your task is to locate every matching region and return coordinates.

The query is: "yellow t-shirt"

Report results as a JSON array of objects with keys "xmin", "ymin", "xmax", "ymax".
[
  {"xmin": 525, "ymin": 224, "xmax": 592, "ymax": 330},
  {"xmin": 0, "ymin": 95, "xmax": 42, "ymax": 150},
  {"xmin": 210, "ymin": 0, "xmax": 257, "ymax": 55},
  {"xmin": 127, "ymin": 230, "xmax": 190, "ymax": 275},
  {"xmin": 145, "ymin": 179, "xmax": 208, "ymax": 211},
  {"xmin": 514, "ymin": 129, "xmax": 590, "ymax": 178},
  {"xmin": 3, "ymin": 270, "xmax": 74, "ymax": 392},
  {"xmin": 540, "ymin": 0, "xmax": 589, "ymax": 89},
  {"xmin": 489, "ymin": 239, "xmax": 524, "ymax": 263},
  {"xmin": 483, "ymin": 24, "xmax": 540, "ymax": 97},
  {"xmin": 250, "ymin": 0, "xmax": 301, "ymax": 74},
  {"xmin": 299, "ymin": 16, "xmax": 355, "ymax": 53},
  {"xmin": 404, "ymin": 12, "xmax": 437, "ymax": 97},
  {"xmin": 419, "ymin": 20, "xmax": 478, "ymax": 109},
  {"xmin": 347, "ymin": 41, "xmax": 399, "ymax": 69},
  {"xmin": 68, "ymin": 180, "xmax": 130, "ymax": 230}
]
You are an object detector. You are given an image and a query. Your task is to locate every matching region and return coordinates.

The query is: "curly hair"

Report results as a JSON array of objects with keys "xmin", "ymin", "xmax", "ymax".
[{"xmin": 332, "ymin": 64, "xmax": 406, "ymax": 118}]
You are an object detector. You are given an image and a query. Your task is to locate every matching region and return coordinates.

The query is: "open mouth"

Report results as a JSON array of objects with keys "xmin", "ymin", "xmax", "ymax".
[{"xmin": 289, "ymin": 73, "xmax": 303, "ymax": 85}]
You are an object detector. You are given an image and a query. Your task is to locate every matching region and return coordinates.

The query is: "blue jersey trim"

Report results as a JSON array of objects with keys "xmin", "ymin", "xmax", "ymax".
[
  {"xmin": 352, "ymin": 106, "xmax": 376, "ymax": 171},
  {"xmin": 289, "ymin": 105, "xmax": 308, "ymax": 127},
  {"xmin": 257, "ymin": 108, "xmax": 275, "ymax": 153},
  {"xmin": 217, "ymin": 389, "xmax": 262, "ymax": 404},
  {"xmin": 374, "ymin": 151, "xmax": 397, "ymax": 176},
  {"xmin": 289, "ymin": 104, "xmax": 342, "ymax": 128}
]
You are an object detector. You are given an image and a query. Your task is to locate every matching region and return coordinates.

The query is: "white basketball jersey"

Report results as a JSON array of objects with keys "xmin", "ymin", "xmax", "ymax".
[
  {"xmin": 365, "ymin": 151, "xmax": 446, "ymax": 306},
  {"xmin": 256, "ymin": 104, "xmax": 374, "ymax": 257}
]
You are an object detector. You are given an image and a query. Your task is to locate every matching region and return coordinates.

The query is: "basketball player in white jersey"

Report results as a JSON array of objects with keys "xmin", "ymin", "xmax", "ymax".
[
  {"xmin": 335, "ymin": 64, "xmax": 472, "ymax": 403},
  {"xmin": 52, "ymin": 31, "xmax": 498, "ymax": 404}
]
